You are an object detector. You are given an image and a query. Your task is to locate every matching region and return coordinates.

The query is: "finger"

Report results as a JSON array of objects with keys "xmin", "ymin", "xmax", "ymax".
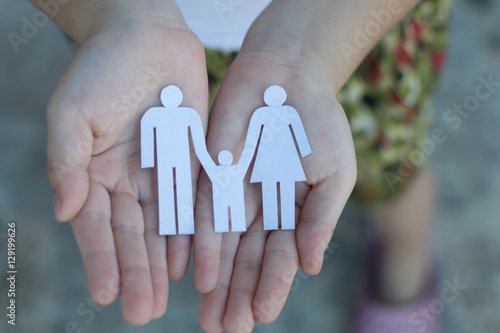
[
  {"xmin": 199, "ymin": 233, "xmax": 240, "ymax": 333},
  {"xmin": 47, "ymin": 95, "xmax": 92, "ymax": 222},
  {"xmin": 223, "ymin": 226, "xmax": 267, "ymax": 333},
  {"xmin": 193, "ymin": 59, "xmax": 263, "ymax": 294},
  {"xmin": 167, "ymin": 235, "xmax": 192, "ymax": 281},
  {"xmin": 141, "ymin": 197, "xmax": 168, "ymax": 319},
  {"xmin": 194, "ymin": 172, "xmax": 222, "ymax": 293},
  {"xmin": 167, "ymin": 80, "xmax": 211, "ymax": 281},
  {"xmin": 252, "ymin": 230, "xmax": 299, "ymax": 324},
  {"xmin": 297, "ymin": 175, "xmax": 353, "ymax": 275},
  {"xmin": 70, "ymin": 181, "xmax": 118, "ymax": 306},
  {"xmin": 110, "ymin": 192, "xmax": 153, "ymax": 326}
]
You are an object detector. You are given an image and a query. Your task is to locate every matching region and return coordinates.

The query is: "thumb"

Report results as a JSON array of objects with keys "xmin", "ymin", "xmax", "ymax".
[{"xmin": 46, "ymin": 94, "xmax": 92, "ymax": 222}]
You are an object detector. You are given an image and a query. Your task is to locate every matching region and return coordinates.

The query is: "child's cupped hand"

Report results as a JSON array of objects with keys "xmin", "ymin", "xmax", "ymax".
[
  {"xmin": 46, "ymin": 1, "xmax": 208, "ymax": 325},
  {"xmin": 193, "ymin": 25, "xmax": 357, "ymax": 333}
]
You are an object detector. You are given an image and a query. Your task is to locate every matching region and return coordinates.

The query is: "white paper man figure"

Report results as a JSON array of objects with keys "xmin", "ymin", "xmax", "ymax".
[
  {"xmin": 202, "ymin": 150, "xmax": 248, "ymax": 233},
  {"xmin": 141, "ymin": 85, "xmax": 212, "ymax": 235},
  {"xmin": 242, "ymin": 85, "xmax": 312, "ymax": 230}
]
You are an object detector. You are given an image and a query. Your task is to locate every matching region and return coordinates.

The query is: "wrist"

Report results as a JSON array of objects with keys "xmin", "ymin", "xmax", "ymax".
[
  {"xmin": 31, "ymin": 0, "xmax": 188, "ymax": 44},
  {"xmin": 239, "ymin": 0, "xmax": 340, "ymax": 93}
]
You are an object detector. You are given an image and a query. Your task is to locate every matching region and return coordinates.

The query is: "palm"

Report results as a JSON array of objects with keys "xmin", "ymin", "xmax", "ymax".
[
  {"xmin": 193, "ymin": 55, "xmax": 357, "ymax": 332},
  {"xmin": 47, "ymin": 22, "xmax": 208, "ymax": 325}
]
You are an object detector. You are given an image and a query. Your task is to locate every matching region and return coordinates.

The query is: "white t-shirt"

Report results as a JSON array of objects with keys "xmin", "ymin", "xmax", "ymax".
[{"xmin": 175, "ymin": 0, "xmax": 272, "ymax": 51}]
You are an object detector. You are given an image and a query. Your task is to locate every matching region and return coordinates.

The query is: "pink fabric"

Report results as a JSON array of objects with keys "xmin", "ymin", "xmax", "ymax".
[
  {"xmin": 352, "ymin": 291, "xmax": 438, "ymax": 333},
  {"xmin": 351, "ymin": 227, "xmax": 439, "ymax": 333}
]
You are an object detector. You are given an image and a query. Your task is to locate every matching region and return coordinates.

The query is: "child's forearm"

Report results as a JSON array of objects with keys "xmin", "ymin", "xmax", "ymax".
[
  {"xmin": 28, "ymin": 0, "xmax": 187, "ymax": 44},
  {"xmin": 242, "ymin": 0, "xmax": 420, "ymax": 92}
]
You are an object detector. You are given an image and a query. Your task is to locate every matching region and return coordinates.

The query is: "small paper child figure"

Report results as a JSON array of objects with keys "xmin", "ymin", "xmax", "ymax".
[
  {"xmin": 141, "ymin": 85, "xmax": 211, "ymax": 235},
  {"xmin": 242, "ymin": 85, "xmax": 312, "ymax": 230},
  {"xmin": 203, "ymin": 150, "xmax": 248, "ymax": 233}
]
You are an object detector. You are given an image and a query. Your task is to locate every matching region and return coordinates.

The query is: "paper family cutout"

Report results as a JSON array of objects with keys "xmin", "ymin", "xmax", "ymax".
[{"xmin": 141, "ymin": 85, "xmax": 312, "ymax": 235}]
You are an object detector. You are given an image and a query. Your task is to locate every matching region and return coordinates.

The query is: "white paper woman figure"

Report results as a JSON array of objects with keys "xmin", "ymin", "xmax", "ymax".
[
  {"xmin": 242, "ymin": 85, "xmax": 312, "ymax": 230},
  {"xmin": 202, "ymin": 150, "xmax": 248, "ymax": 233},
  {"xmin": 141, "ymin": 85, "xmax": 211, "ymax": 235}
]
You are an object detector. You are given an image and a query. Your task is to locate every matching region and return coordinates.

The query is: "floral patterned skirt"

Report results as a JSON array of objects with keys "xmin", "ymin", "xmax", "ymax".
[{"xmin": 206, "ymin": 0, "xmax": 451, "ymax": 204}]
